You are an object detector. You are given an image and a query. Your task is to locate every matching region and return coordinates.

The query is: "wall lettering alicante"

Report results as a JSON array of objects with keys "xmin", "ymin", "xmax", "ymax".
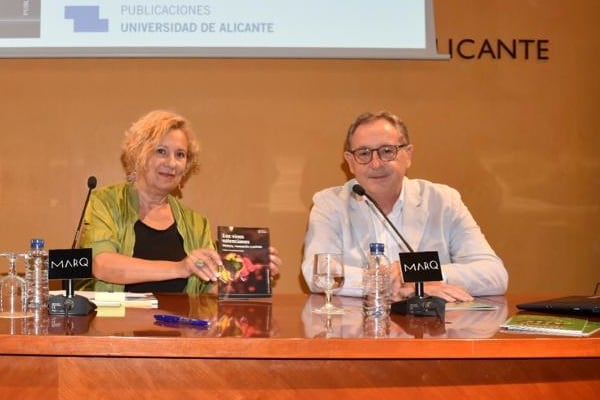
[{"xmin": 437, "ymin": 38, "xmax": 550, "ymax": 60}]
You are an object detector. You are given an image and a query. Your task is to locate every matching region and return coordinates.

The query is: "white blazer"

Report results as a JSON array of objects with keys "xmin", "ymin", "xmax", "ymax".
[{"xmin": 301, "ymin": 178, "xmax": 508, "ymax": 297}]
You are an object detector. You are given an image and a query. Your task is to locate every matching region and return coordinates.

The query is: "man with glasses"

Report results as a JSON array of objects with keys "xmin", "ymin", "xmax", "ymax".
[{"xmin": 301, "ymin": 111, "xmax": 507, "ymax": 302}]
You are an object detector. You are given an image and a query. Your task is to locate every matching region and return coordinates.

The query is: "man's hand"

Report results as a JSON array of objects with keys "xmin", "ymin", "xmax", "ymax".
[{"xmin": 393, "ymin": 278, "xmax": 473, "ymax": 303}]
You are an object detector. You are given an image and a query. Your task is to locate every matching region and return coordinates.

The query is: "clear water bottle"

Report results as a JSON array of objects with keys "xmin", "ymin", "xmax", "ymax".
[
  {"xmin": 25, "ymin": 238, "xmax": 49, "ymax": 311},
  {"xmin": 25, "ymin": 307, "xmax": 49, "ymax": 335},
  {"xmin": 362, "ymin": 242, "xmax": 392, "ymax": 317},
  {"xmin": 363, "ymin": 315, "xmax": 391, "ymax": 338}
]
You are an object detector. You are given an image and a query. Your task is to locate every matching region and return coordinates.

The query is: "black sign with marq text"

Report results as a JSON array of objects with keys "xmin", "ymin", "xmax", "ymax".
[
  {"xmin": 399, "ymin": 251, "xmax": 443, "ymax": 283},
  {"xmin": 48, "ymin": 248, "xmax": 92, "ymax": 280}
]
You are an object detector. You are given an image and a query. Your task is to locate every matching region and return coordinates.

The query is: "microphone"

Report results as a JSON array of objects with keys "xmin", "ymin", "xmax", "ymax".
[
  {"xmin": 352, "ymin": 184, "xmax": 414, "ymax": 253},
  {"xmin": 352, "ymin": 183, "xmax": 445, "ymax": 318},
  {"xmin": 51, "ymin": 176, "xmax": 98, "ymax": 316},
  {"xmin": 63, "ymin": 175, "xmax": 96, "ymax": 293},
  {"xmin": 71, "ymin": 176, "xmax": 97, "ymax": 249}
]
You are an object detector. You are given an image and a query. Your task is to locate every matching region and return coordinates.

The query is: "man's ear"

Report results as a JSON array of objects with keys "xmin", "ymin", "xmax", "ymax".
[
  {"xmin": 343, "ymin": 151, "xmax": 356, "ymax": 174},
  {"xmin": 405, "ymin": 144, "xmax": 414, "ymax": 169}
]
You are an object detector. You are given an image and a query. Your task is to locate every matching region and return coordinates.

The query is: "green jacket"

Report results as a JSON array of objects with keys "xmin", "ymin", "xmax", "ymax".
[{"xmin": 79, "ymin": 181, "xmax": 214, "ymax": 294}]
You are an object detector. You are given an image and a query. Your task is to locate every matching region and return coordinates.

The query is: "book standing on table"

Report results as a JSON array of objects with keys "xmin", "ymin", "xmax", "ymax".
[{"xmin": 216, "ymin": 226, "xmax": 271, "ymax": 299}]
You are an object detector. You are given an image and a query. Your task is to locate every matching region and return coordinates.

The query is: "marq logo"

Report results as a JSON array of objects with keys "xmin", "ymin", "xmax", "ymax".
[{"xmin": 64, "ymin": 5, "xmax": 109, "ymax": 32}]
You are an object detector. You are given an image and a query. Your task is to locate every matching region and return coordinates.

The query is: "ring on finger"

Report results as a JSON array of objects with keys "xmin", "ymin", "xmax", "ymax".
[{"xmin": 195, "ymin": 260, "xmax": 207, "ymax": 269}]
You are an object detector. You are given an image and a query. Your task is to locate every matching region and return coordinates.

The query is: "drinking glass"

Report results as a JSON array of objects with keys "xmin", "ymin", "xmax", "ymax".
[
  {"xmin": 312, "ymin": 253, "xmax": 345, "ymax": 314},
  {"xmin": 0, "ymin": 252, "xmax": 29, "ymax": 318}
]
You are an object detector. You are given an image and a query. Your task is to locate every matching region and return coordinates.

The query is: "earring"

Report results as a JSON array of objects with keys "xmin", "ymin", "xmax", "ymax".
[{"xmin": 127, "ymin": 171, "xmax": 137, "ymax": 183}]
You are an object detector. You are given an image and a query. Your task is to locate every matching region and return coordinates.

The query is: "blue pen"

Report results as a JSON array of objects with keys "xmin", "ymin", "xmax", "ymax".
[{"xmin": 154, "ymin": 314, "xmax": 210, "ymax": 327}]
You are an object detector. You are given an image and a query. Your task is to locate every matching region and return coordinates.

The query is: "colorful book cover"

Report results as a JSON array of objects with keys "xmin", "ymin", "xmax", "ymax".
[
  {"xmin": 500, "ymin": 314, "xmax": 600, "ymax": 337},
  {"xmin": 216, "ymin": 226, "xmax": 271, "ymax": 299}
]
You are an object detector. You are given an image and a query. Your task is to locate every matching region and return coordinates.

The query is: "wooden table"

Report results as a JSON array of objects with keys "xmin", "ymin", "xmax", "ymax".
[{"xmin": 0, "ymin": 293, "xmax": 598, "ymax": 399}]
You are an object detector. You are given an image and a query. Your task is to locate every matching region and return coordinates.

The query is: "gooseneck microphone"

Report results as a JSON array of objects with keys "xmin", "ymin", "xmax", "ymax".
[
  {"xmin": 63, "ymin": 176, "xmax": 97, "ymax": 295},
  {"xmin": 71, "ymin": 176, "xmax": 97, "ymax": 249},
  {"xmin": 352, "ymin": 183, "xmax": 446, "ymax": 318},
  {"xmin": 352, "ymin": 184, "xmax": 414, "ymax": 253},
  {"xmin": 50, "ymin": 176, "xmax": 98, "ymax": 317}
]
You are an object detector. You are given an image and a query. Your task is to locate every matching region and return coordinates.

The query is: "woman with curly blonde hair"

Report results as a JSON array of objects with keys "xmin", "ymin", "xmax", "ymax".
[{"xmin": 80, "ymin": 110, "xmax": 281, "ymax": 294}]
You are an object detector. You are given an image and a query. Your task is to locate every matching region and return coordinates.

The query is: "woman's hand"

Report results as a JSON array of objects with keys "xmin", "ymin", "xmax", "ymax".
[
  {"xmin": 268, "ymin": 246, "xmax": 282, "ymax": 278},
  {"xmin": 184, "ymin": 248, "xmax": 223, "ymax": 282},
  {"xmin": 184, "ymin": 246, "xmax": 282, "ymax": 283}
]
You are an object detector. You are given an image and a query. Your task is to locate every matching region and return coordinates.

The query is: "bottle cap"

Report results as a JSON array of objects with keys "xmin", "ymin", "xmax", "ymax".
[
  {"xmin": 369, "ymin": 243, "xmax": 385, "ymax": 253},
  {"xmin": 30, "ymin": 238, "xmax": 45, "ymax": 249}
]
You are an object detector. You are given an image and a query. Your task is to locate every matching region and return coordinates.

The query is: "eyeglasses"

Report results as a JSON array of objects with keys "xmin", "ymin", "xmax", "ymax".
[{"xmin": 347, "ymin": 144, "xmax": 409, "ymax": 164}]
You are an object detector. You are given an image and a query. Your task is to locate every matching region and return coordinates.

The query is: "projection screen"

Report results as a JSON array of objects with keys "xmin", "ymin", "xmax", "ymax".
[{"xmin": 0, "ymin": 0, "xmax": 447, "ymax": 59}]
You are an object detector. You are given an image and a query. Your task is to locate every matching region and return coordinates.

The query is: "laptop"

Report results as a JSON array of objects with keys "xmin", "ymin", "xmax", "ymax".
[{"xmin": 516, "ymin": 295, "xmax": 600, "ymax": 316}]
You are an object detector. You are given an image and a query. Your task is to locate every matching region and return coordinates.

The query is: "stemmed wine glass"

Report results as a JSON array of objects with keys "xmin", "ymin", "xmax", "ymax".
[
  {"xmin": 313, "ymin": 313, "xmax": 343, "ymax": 338},
  {"xmin": 312, "ymin": 253, "xmax": 345, "ymax": 314},
  {"xmin": 0, "ymin": 252, "xmax": 29, "ymax": 318}
]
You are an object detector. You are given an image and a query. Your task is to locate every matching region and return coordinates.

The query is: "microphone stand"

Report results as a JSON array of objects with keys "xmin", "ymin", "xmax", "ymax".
[
  {"xmin": 352, "ymin": 184, "xmax": 446, "ymax": 319},
  {"xmin": 49, "ymin": 177, "xmax": 97, "ymax": 316},
  {"xmin": 62, "ymin": 176, "xmax": 96, "ymax": 293},
  {"xmin": 391, "ymin": 282, "xmax": 446, "ymax": 319}
]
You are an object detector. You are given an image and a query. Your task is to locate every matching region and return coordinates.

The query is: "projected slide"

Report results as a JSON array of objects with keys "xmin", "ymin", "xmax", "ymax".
[{"xmin": 0, "ymin": 0, "xmax": 446, "ymax": 59}]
